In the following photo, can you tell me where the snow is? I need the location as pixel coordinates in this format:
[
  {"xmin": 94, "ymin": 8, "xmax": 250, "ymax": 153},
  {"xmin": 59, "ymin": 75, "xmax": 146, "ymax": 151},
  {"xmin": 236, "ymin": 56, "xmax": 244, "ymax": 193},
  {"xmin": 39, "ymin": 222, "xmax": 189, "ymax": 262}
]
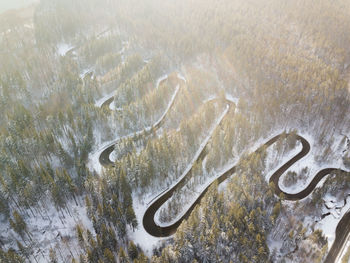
[
  {"xmin": 177, "ymin": 72, "xmax": 187, "ymax": 83},
  {"xmin": 109, "ymin": 84, "xmax": 180, "ymax": 161},
  {"xmin": 88, "ymin": 126, "xmax": 152, "ymax": 174},
  {"xmin": 89, "ymin": 85, "xmax": 180, "ymax": 173},
  {"xmin": 272, "ymin": 132, "xmax": 347, "ymax": 194},
  {"xmin": 316, "ymin": 195, "xmax": 350, "ymax": 251},
  {"xmin": 128, "ymin": 196, "xmax": 171, "ymax": 257},
  {"xmin": 109, "ymin": 103, "xmax": 122, "ymax": 111},
  {"xmin": 57, "ymin": 43, "xmax": 74, "ymax": 56},
  {"xmin": 152, "ymin": 85, "xmax": 180, "ymax": 128},
  {"xmin": 151, "ymin": 105, "xmax": 230, "ymax": 226},
  {"xmin": 88, "ymin": 59, "xmax": 349, "ymax": 257},
  {"xmin": 244, "ymin": 130, "xmax": 330, "ymax": 194},
  {"xmin": 79, "ymin": 68, "xmax": 93, "ymax": 79},
  {"xmin": 24, "ymin": 23, "xmax": 34, "ymax": 29},
  {"xmin": 154, "ymin": 148, "xmax": 240, "ymax": 226},
  {"xmin": 94, "ymin": 91, "xmax": 115, "ymax": 108},
  {"xmin": 95, "ymin": 72, "xmax": 170, "ymax": 109},
  {"xmin": 152, "ymin": 128, "xmax": 315, "ymax": 228},
  {"xmin": 128, "ymin": 104, "xmax": 230, "ymax": 255},
  {"xmin": 118, "ymin": 41, "xmax": 128, "ymax": 62},
  {"xmin": 155, "ymin": 159, "xmax": 237, "ymax": 227},
  {"xmin": 96, "ymin": 28, "xmax": 112, "ymax": 39},
  {"xmin": 225, "ymin": 93, "xmax": 239, "ymax": 105},
  {"xmin": 264, "ymin": 140, "xmax": 303, "ymax": 183},
  {"xmin": 119, "ymin": 42, "xmax": 128, "ymax": 55},
  {"xmin": 88, "ymin": 137, "xmax": 119, "ymax": 174},
  {"xmin": 323, "ymin": 194, "xmax": 338, "ymax": 209},
  {"xmin": 203, "ymin": 95, "xmax": 218, "ymax": 103},
  {"xmin": 0, "ymin": 198, "xmax": 94, "ymax": 263},
  {"xmin": 156, "ymin": 74, "xmax": 168, "ymax": 89},
  {"xmin": 263, "ymin": 130, "xmax": 350, "ymax": 257}
]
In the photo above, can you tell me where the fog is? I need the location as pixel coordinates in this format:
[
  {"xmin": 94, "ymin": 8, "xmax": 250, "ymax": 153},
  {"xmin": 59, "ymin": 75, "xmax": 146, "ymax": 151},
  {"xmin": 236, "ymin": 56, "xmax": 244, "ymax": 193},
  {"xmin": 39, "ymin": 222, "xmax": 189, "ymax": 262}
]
[
  {"xmin": 0, "ymin": 0, "xmax": 37, "ymax": 14},
  {"xmin": 0, "ymin": 1, "xmax": 350, "ymax": 262}
]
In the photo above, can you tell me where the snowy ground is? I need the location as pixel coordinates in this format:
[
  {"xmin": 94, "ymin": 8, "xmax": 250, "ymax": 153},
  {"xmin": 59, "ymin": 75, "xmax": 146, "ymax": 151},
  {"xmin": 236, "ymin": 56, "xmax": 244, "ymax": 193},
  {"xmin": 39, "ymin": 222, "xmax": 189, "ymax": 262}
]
[
  {"xmin": 225, "ymin": 93, "xmax": 239, "ymax": 105},
  {"xmin": 318, "ymin": 195, "xmax": 350, "ymax": 248},
  {"xmin": 263, "ymin": 130, "xmax": 350, "ymax": 259},
  {"xmin": 94, "ymin": 90, "xmax": 115, "ymax": 108},
  {"xmin": 147, "ymin": 128, "xmax": 302, "ymax": 242},
  {"xmin": 79, "ymin": 68, "xmax": 93, "ymax": 79},
  {"xmin": 156, "ymin": 74, "xmax": 168, "ymax": 89},
  {"xmin": 88, "ymin": 60, "xmax": 350, "ymax": 260},
  {"xmin": 278, "ymin": 132, "xmax": 348, "ymax": 251},
  {"xmin": 57, "ymin": 43, "xmax": 74, "ymax": 56},
  {"xmin": 155, "ymin": 158, "xmax": 238, "ymax": 227},
  {"xmin": 145, "ymin": 95, "xmax": 238, "ymax": 228},
  {"xmin": 129, "ymin": 105, "xmax": 230, "ymax": 253},
  {"xmin": 24, "ymin": 23, "xmax": 34, "ymax": 29},
  {"xmin": 140, "ymin": 126, "xmax": 349, "ymax": 258},
  {"xmin": 94, "ymin": 72, "xmax": 172, "ymax": 109},
  {"xmin": 128, "ymin": 196, "xmax": 171, "ymax": 257},
  {"xmin": 152, "ymin": 105, "xmax": 230, "ymax": 227},
  {"xmin": 177, "ymin": 72, "xmax": 187, "ymax": 83},
  {"xmin": 264, "ymin": 139, "xmax": 303, "ymax": 185},
  {"xmin": 279, "ymin": 133, "xmax": 345, "ymax": 194},
  {"xmin": 0, "ymin": 197, "xmax": 94, "ymax": 263},
  {"xmin": 89, "ymin": 84, "xmax": 180, "ymax": 174}
]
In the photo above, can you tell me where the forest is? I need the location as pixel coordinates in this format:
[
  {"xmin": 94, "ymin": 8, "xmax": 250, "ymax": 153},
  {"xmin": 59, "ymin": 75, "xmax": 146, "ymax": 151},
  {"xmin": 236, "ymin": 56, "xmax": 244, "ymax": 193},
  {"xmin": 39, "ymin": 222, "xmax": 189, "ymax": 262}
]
[{"xmin": 0, "ymin": 0, "xmax": 350, "ymax": 262}]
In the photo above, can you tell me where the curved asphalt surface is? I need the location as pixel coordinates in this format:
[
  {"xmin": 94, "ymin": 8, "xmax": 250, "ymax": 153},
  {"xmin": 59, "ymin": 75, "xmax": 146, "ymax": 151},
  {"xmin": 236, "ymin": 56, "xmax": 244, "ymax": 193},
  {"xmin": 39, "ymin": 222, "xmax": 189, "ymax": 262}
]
[
  {"xmin": 142, "ymin": 134, "xmax": 349, "ymax": 262},
  {"xmin": 97, "ymin": 77, "xmax": 349, "ymax": 263},
  {"xmin": 99, "ymin": 76, "xmax": 176, "ymax": 167}
]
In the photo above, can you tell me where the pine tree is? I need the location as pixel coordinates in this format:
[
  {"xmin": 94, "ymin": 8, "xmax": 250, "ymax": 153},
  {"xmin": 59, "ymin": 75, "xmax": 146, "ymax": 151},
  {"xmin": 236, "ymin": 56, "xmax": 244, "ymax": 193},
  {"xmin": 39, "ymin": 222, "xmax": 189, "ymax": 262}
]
[
  {"xmin": 9, "ymin": 211, "xmax": 27, "ymax": 239},
  {"xmin": 128, "ymin": 241, "xmax": 138, "ymax": 260},
  {"xmin": 118, "ymin": 247, "xmax": 128, "ymax": 263},
  {"xmin": 103, "ymin": 248, "xmax": 115, "ymax": 263},
  {"xmin": 49, "ymin": 249, "xmax": 58, "ymax": 263},
  {"xmin": 76, "ymin": 224, "xmax": 85, "ymax": 247}
]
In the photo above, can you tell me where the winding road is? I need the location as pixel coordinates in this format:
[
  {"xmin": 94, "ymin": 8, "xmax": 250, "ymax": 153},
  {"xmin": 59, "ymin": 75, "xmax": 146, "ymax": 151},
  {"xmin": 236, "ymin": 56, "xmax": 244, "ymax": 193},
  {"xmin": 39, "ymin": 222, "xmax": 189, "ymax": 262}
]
[
  {"xmin": 96, "ymin": 74, "xmax": 350, "ymax": 263},
  {"xmin": 98, "ymin": 76, "xmax": 177, "ymax": 167}
]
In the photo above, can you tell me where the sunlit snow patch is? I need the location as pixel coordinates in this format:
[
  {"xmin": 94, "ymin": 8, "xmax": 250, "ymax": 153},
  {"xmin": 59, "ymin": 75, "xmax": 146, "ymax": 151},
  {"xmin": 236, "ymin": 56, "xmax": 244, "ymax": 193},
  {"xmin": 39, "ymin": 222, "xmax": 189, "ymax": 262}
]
[{"xmin": 57, "ymin": 43, "xmax": 74, "ymax": 56}]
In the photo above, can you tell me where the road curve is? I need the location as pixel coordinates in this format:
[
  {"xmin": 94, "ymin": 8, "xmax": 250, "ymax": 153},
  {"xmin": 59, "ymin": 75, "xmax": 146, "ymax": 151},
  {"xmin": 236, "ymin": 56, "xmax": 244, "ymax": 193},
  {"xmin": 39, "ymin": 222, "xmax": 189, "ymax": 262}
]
[
  {"xmin": 98, "ymin": 76, "xmax": 181, "ymax": 167},
  {"xmin": 267, "ymin": 135, "xmax": 349, "ymax": 263},
  {"xmin": 141, "ymin": 133, "xmax": 349, "ymax": 263},
  {"xmin": 96, "ymin": 76, "xmax": 349, "ymax": 262},
  {"xmin": 142, "ymin": 101, "xmax": 235, "ymax": 237},
  {"xmin": 101, "ymin": 96, "xmax": 114, "ymax": 109},
  {"xmin": 141, "ymin": 134, "xmax": 300, "ymax": 237}
]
